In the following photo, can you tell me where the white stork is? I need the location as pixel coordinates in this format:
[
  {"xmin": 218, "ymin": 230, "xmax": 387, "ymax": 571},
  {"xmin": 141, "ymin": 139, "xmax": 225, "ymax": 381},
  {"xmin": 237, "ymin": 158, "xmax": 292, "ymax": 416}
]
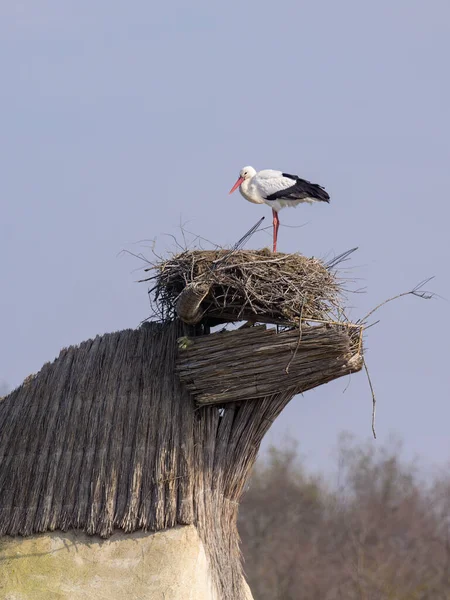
[{"xmin": 229, "ymin": 166, "xmax": 330, "ymax": 252}]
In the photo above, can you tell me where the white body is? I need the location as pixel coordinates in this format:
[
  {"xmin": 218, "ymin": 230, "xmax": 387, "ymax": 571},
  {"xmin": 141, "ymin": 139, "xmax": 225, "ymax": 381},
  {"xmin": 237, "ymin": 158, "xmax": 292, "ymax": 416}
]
[{"xmin": 239, "ymin": 168, "xmax": 318, "ymax": 213}]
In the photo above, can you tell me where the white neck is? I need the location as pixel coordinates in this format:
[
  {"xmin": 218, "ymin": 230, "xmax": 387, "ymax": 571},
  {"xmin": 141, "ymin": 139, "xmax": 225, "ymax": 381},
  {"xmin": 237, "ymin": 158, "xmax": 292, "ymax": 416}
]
[{"xmin": 240, "ymin": 178, "xmax": 265, "ymax": 205}]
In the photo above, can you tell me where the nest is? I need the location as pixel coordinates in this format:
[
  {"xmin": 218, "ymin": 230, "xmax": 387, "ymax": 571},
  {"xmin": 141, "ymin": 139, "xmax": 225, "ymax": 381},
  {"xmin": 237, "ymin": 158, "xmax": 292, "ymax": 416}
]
[{"xmin": 142, "ymin": 249, "xmax": 346, "ymax": 326}]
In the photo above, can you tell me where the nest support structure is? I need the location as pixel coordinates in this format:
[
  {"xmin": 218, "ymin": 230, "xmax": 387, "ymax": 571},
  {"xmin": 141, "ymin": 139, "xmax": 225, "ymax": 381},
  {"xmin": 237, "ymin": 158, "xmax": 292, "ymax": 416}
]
[
  {"xmin": 146, "ymin": 248, "xmax": 364, "ymax": 406},
  {"xmin": 0, "ymin": 249, "xmax": 364, "ymax": 600},
  {"xmin": 0, "ymin": 323, "xmax": 300, "ymax": 600}
]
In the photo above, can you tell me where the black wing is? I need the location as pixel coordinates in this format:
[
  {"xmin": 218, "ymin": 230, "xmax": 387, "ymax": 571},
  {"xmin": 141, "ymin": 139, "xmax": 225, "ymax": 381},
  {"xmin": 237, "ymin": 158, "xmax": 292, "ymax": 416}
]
[{"xmin": 265, "ymin": 173, "xmax": 330, "ymax": 203}]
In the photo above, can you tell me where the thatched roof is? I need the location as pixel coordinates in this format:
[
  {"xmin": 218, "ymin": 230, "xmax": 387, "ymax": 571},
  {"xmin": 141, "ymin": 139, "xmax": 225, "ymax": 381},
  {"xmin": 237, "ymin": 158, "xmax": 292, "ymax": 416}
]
[
  {"xmin": 0, "ymin": 247, "xmax": 365, "ymax": 599},
  {"xmin": 0, "ymin": 321, "xmax": 298, "ymax": 600},
  {"xmin": 177, "ymin": 323, "xmax": 362, "ymax": 405}
]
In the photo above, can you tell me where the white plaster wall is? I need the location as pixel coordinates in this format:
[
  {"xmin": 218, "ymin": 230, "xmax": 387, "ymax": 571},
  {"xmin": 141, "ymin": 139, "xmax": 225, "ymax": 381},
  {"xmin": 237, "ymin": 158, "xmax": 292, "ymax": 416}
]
[{"xmin": 0, "ymin": 525, "xmax": 242, "ymax": 600}]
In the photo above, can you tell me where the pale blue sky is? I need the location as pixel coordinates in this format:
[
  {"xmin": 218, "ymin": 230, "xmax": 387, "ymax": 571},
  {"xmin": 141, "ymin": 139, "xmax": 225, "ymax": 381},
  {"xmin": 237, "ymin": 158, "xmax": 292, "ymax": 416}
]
[{"xmin": 1, "ymin": 1, "xmax": 449, "ymax": 474}]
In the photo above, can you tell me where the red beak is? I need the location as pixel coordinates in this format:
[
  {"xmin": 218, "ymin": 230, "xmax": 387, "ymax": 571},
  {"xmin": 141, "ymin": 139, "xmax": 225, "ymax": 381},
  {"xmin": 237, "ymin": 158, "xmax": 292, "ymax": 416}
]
[{"xmin": 229, "ymin": 176, "xmax": 244, "ymax": 194}]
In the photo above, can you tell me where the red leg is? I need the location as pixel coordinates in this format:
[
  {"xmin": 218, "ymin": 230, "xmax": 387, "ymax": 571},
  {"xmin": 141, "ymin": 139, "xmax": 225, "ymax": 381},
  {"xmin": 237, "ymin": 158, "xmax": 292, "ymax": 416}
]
[{"xmin": 272, "ymin": 209, "xmax": 280, "ymax": 253}]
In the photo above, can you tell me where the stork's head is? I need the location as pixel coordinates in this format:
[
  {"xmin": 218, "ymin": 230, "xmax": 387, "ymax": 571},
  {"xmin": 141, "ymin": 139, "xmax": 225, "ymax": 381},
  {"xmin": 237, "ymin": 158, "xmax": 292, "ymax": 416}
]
[{"xmin": 229, "ymin": 166, "xmax": 256, "ymax": 194}]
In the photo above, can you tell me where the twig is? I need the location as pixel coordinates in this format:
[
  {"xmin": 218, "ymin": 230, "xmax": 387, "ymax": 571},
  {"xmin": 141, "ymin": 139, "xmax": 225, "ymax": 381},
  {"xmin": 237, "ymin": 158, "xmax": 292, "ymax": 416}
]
[
  {"xmin": 363, "ymin": 358, "xmax": 377, "ymax": 439},
  {"xmin": 300, "ymin": 317, "xmax": 360, "ymax": 328},
  {"xmin": 118, "ymin": 249, "xmax": 151, "ymax": 264},
  {"xmin": 362, "ymin": 277, "xmax": 435, "ymax": 323},
  {"xmin": 211, "ymin": 216, "xmax": 265, "ymax": 270},
  {"xmin": 357, "ymin": 325, "xmax": 364, "ymax": 357},
  {"xmin": 363, "ymin": 319, "xmax": 380, "ymax": 331},
  {"xmin": 279, "ymin": 222, "xmax": 310, "ymax": 229},
  {"xmin": 176, "ymin": 225, "xmax": 222, "ymax": 249},
  {"xmin": 161, "ymin": 232, "xmax": 186, "ymax": 252},
  {"xmin": 326, "ymin": 248, "xmax": 359, "ymax": 270},
  {"xmin": 178, "ymin": 217, "xmax": 190, "ymax": 249},
  {"xmin": 285, "ymin": 302, "xmax": 304, "ymax": 374},
  {"xmin": 342, "ymin": 374, "xmax": 352, "ymax": 394}
]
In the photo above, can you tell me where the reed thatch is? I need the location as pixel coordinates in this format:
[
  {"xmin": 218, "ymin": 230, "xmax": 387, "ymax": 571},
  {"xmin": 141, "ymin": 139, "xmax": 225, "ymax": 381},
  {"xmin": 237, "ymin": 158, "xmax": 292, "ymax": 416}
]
[
  {"xmin": 177, "ymin": 323, "xmax": 362, "ymax": 405},
  {"xmin": 141, "ymin": 249, "xmax": 343, "ymax": 326},
  {"xmin": 0, "ymin": 322, "xmax": 299, "ymax": 600}
]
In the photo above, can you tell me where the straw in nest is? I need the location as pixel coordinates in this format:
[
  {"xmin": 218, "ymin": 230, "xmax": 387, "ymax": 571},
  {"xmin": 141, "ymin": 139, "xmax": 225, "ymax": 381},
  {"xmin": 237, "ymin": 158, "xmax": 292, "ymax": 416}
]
[{"xmin": 141, "ymin": 249, "xmax": 345, "ymax": 326}]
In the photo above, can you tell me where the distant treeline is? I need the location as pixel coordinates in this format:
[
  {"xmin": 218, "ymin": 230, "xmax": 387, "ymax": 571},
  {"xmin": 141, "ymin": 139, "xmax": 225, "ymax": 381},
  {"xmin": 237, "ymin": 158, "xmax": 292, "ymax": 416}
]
[{"xmin": 239, "ymin": 435, "xmax": 450, "ymax": 600}]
